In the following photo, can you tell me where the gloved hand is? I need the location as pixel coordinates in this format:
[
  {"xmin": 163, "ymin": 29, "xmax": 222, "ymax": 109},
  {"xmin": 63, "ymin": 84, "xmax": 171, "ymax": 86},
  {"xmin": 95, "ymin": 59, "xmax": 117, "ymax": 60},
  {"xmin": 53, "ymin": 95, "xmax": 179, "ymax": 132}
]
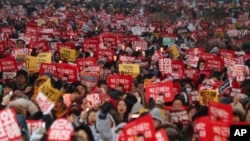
[
  {"xmin": 1, "ymin": 94, "xmax": 11, "ymax": 106},
  {"xmin": 101, "ymin": 101, "xmax": 113, "ymax": 114}
]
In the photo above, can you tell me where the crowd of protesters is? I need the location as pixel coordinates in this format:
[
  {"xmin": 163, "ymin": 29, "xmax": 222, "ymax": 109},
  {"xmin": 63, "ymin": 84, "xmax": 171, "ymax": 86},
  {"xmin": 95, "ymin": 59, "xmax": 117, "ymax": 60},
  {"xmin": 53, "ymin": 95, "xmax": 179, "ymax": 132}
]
[{"xmin": 0, "ymin": 0, "xmax": 250, "ymax": 141}]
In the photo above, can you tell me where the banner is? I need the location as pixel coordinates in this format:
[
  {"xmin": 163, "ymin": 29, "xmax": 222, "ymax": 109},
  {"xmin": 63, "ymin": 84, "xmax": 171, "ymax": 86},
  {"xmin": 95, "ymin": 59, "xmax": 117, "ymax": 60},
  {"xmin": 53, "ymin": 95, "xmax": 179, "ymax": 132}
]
[
  {"xmin": 119, "ymin": 64, "xmax": 140, "ymax": 78},
  {"xmin": 123, "ymin": 114, "xmax": 156, "ymax": 141},
  {"xmin": 208, "ymin": 101, "xmax": 232, "ymax": 123},
  {"xmin": 199, "ymin": 90, "xmax": 218, "ymax": 106},
  {"xmin": 59, "ymin": 48, "xmax": 76, "ymax": 62},
  {"xmin": 0, "ymin": 109, "xmax": 22, "ymax": 141},
  {"xmin": 47, "ymin": 118, "xmax": 74, "ymax": 141},
  {"xmin": 205, "ymin": 58, "xmax": 224, "ymax": 71},
  {"xmin": 107, "ymin": 75, "xmax": 133, "ymax": 92},
  {"xmin": 145, "ymin": 81, "xmax": 174, "ymax": 102},
  {"xmin": 132, "ymin": 40, "xmax": 148, "ymax": 51}
]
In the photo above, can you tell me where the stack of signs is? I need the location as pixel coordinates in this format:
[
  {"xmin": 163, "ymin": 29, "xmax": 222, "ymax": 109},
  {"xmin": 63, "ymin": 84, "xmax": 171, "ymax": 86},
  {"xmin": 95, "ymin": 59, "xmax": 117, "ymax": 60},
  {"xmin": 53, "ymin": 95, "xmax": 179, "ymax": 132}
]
[
  {"xmin": 35, "ymin": 79, "xmax": 61, "ymax": 114},
  {"xmin": 0, "ymin": 109, "xmax": 22, "ymax": 140},
  {"xmin": 47, "ymin": 118, "xmax": 74, "ymax": 141}
]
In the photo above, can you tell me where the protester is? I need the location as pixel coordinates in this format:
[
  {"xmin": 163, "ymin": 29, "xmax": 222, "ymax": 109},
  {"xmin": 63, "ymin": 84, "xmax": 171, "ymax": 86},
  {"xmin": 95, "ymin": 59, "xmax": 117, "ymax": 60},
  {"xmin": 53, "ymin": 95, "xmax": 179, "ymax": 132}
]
[{"xmin": 0, "ymin": 0, "xmax": 250, "ymax": 141}]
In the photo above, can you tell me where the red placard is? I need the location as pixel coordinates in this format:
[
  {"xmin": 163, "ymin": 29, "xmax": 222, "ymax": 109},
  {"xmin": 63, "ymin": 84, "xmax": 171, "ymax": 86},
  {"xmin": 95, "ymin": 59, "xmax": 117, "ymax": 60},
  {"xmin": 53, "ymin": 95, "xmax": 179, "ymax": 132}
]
[
  {"xmin": 47, "ymin": 118, "xmax": 74, "ymax": 141},
  {"xmin": 0, "ymin": 109, "xmax": 22, "ymax": 141},
  {"xmin": 86, "ymin": 93, "xmax": 101, "ymax": 107},
  {"xmin": 184, "ymin": 68, "xmax": 197, "ymax": 79},
  {"xmin": 82, "ymin": 41, "xmax": 100, "ymax": 52},
  {"xmin": 119, "ymin": 55, "xmax": 136, "ymax": 64},
  {"xmin": 209, "ymin": 121, "xmax": 230, "ymax": 141},
  {"xmin": 208, "ymin": 101, "xmax": 232, "ymax": 123},
  {"xmin": 219, "ymin": 49, "xmax": 235, "ymax": 59},
  {"xmin": 123, "ymin": 114, "xmax": 156, "ymax": 141},
  {"xmin": 186, "ymin": 47, "xmax": 204, "ymax": 58},
  {"xmin": 0, "ymin": 56, "xmax": 18, "ymax": 71},
  {"xmin": 155, "ymin": 129, "xmax": 169, "ymax": 141},
  {"xmin": 57, "ymin": 43, "xmax": 75, "ymax": 50},
  {"xmin": 26, "ymin": 120, "xmax": 45, "ymax": 136},
  {"xmin": 205, "ymin": 58, "xmax": 224, "ymax": 71},
  {"xmin": 0, "ymin": 40, "xmax": 6, "ymax": 53},
  {"xmin": 159, "ymin": 58, "xmax": 172, "ymax": 75},
  {"xmin": 56, "ymin": 64, "xmax": 78, "ymax": 82},
  {"xmin": 29, "ymin": 39, "xmax": 50, "ymax": 53},
  {"xmin": 96, "ymin": 49, "xmax": 115, "ymax": 62},
  {"xmin": 76, "ymin": 57, "xmax": 97, "ymax": 72},
  {"xmin": 102, "ymin": 35, "xmax": 118, "ymax": 48},
  {"xmin": 132, "ymin": 40, "xmax": 148, "ymax": 50},
  {"xmin": 145, "ymin": 81, "xmax": 174, "ymax": 102},
  {"xmin": 0, "ymin": 27, "xmax": 14, "ymax": 35},
  {"xmin": 39, "ymin": 63, "xmax": 78, "ymax": 82},
  {"xmin": 172, "ymin": 60, "xmax": 184, "ymax": 79},
  {"xmin": 201, "ymin": 52, "xmax": 217, "ymax": 61},
  {"xmin": 107, "ymin": 75, "xmax": 133, "ymax": 92},
  {"xmin": 170, "ymin": 110, "xmax": 189, "ymax": 124},
  {"xmin": 119, "ymin": 35, "xmax": 138, "ymax": 43},
  {"xmin": 193, "ymin": 116, "xmax": 210, "ymax": 141},
  {"xmin": 186, "ymin": 55, "xmax": 199, "ymax": 68}
]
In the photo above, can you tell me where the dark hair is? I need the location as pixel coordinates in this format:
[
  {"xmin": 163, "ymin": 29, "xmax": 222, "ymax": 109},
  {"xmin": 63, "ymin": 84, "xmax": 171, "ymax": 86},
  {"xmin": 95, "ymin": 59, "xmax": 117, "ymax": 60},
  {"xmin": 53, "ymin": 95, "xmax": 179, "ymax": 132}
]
[{"xmin": 74, "ymin": 124, "xmax": 95, "ymax": 141}]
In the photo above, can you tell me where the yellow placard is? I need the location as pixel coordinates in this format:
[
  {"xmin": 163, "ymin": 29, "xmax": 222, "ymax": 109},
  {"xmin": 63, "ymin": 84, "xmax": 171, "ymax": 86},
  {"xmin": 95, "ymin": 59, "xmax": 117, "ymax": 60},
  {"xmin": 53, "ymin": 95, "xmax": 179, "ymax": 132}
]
[
  {"xmin": 50, "ymin": 17, "xmax": 58, "ymax": 25},
  {"xmin": 25, "ymin": 56, "xmax": 37, "ymax": 72},
  {"xmin": 38, "ymin": 79, "xmax": 61, "ymax": 103},
  {"xmin": 144, "ymin": 79, "xmax": 152, "ymax": 88},
  {"xmin": 169, "ymin": 44, "xmax": 180, "ymax": 59},
  {"xmin": 37, "ymin": 53, "xmax": 52, "ymax": 68},
  {"xmin": 199, "ymin": 89, "xmax": 218, "ymax": 106},
  {"xmin": 38, "ymin": 19, "xmax": 45, "ymax": 26},
  {"xmin": 119, "ymin": 64, "xmax": 140, "ymax": 77},
  {"xmin": 59, "ymin": 48, "xmax": 76, "ymax": 62}
]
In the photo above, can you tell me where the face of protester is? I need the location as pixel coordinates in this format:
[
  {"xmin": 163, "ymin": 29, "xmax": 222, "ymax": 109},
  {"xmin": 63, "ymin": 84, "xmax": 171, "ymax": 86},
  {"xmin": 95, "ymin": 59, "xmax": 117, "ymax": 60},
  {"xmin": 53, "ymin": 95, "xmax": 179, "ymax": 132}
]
[
  {"xmin": 233, "ymin": 114, "xmax": 241, "ymax": 122},
  {"xmin": 75, "ymin": 130, "xmax": 89, "ymax": 141},
  {"xmin": 117, "ymin": 100, "xmax": 127, "ymax": 116},
  {"xmin": 188, "ymin": 108, "xmax": 197, "ymax": 122},
  {"xmin": 87, "ymin": 111, "xmax": 97, "ymax": 125},
  {"xmin": 3, "ymin": 86, "xmax": 13, "ymax": 95},
  {"xmin": 153, "ymin": 118, "xmax": 161, "ymax": 129},
  {"xmin": 68, "ymin": 113, "xmax": 78, "ymax": 123},
  {"xmin": 71, "ymin": 91, "xmax": 81, "ymax": 101},
  {"xmin": 77, "ymin": 85, "xmax": 87, "ymax": 98},
  {"xmin": 16, "ymin": 75, "xmax": 27, "ymax": 86},
  {"xmin": 54, "ymin": 53, "xmax": 60, "ymax": 61},
  {"xmin": 137, "ymin": 83, "xmax": 144, "ymax": 91},
  {"xmin": 198, "ymin": 62, "xmax": 205, "ymax": 70},
  {"xmin": 136, "ymin": 135, "xmax": 146, "ymax": 141},
  {"xmin": 16, "ymin": 40, "xmax": 25, "ymax": 48},
  {"xmin": 37, "ymin": 79, "xmax": 46, "ymax": 87},
  {"xmin": 54, "ymin": 100, "xmax": 64, "ymax": 112},
  {"xmin": 172, "ymin": 99, "xmax": 184, "ymax": 109},
  {"xmin": 185, "ymin": 83, "xmax": 193, "ymax": 94}
]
